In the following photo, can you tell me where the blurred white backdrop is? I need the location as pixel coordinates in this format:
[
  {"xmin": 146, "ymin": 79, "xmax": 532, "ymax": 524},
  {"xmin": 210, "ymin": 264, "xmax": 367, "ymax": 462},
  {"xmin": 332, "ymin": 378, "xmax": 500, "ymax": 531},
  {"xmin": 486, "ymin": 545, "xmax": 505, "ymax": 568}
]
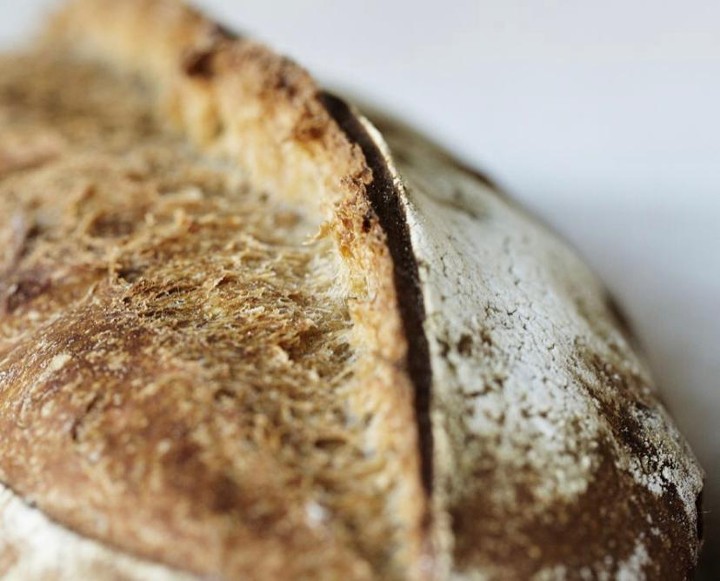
[{"xmin": 2, "ymin": 0, "xmax": 719, "ymax": 574}]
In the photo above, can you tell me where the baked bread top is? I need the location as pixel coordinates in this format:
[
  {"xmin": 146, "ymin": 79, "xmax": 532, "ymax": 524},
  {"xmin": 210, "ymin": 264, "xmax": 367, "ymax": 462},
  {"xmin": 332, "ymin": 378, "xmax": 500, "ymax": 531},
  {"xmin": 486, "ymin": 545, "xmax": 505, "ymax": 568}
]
[{"xmin": 0, "ymin": 0, "xmax": 703, "ymax": 579}]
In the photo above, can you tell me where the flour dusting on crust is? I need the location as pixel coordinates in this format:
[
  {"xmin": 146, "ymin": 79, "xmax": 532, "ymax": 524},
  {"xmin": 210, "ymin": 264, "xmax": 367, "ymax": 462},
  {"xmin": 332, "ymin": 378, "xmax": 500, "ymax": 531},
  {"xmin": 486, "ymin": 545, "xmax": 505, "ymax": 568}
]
[{"xmin": 370, "ymin": 116, "xmax": 703, "ymax": 578}]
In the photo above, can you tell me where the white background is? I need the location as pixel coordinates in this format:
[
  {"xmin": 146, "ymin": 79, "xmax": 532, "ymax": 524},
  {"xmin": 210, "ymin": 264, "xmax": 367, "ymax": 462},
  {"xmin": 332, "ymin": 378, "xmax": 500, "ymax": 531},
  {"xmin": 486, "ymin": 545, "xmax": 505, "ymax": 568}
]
[{"xmin": 2, "ymin": 0, "xmax": 719, "ymax": 574}]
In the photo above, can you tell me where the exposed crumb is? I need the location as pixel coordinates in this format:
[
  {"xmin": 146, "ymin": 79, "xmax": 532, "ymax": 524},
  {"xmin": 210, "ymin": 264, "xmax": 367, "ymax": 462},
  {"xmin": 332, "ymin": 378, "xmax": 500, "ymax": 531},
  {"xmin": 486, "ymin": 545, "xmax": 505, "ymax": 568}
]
[{"xmin": 0, "ymin": 52, "xmax": 412, "ymax": 579}]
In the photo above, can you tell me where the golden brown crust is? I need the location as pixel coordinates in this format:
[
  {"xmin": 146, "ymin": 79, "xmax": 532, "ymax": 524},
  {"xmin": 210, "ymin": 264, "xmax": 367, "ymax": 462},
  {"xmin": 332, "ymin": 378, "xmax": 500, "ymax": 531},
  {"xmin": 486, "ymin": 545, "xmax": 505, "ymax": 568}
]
[{"xmin": 0, "ymin": 0, "xmax": 430, "ymax": 577}]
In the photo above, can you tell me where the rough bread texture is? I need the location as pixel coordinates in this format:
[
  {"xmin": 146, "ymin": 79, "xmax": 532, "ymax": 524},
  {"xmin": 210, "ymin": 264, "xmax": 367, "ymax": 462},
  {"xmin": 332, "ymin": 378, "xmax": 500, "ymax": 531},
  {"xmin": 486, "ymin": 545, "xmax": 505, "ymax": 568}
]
[
  {"xmin": 0, "ymin": 0, "xmax": 704, "ymax": 579},
  {"xmin": 0, "ymin": 43, "xmax": 422, "ymax": 581}
]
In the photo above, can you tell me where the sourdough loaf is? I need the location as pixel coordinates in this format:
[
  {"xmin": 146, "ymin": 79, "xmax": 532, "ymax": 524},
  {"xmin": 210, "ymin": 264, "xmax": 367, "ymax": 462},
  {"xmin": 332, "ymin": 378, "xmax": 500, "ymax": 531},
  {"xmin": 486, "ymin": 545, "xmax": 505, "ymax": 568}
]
[{"xmin": 0, "ymin": 0, "xmax": 703, "ymax": 579}]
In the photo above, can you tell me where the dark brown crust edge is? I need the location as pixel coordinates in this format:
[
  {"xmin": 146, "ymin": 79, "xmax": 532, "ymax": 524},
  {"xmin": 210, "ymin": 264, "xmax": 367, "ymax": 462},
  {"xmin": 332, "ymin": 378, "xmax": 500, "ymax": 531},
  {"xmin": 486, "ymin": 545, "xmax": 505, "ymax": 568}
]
[{"xmin": 318, "ymin": 92, "xmax": 434, "ymax": 498}]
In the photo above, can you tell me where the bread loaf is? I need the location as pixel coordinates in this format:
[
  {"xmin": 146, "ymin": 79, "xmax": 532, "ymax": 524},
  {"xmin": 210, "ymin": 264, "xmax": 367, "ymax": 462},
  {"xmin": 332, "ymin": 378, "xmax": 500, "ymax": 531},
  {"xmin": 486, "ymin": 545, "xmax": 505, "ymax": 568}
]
[{"xmin": 0, "ymin": 1, "xmax": 703, "ymax": 579}]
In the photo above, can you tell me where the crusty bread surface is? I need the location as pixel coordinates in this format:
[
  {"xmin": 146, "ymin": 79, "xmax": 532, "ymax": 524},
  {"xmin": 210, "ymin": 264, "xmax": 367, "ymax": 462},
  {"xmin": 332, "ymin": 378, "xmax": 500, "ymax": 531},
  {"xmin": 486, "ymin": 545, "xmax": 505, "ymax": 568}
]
[
  {"xmin": 0, "ymin": 17, "xmax": 425, "ymax": 581},
  {"xmin": 0, "ymin": 0, "xmax": 704, "ymax": 579}
]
